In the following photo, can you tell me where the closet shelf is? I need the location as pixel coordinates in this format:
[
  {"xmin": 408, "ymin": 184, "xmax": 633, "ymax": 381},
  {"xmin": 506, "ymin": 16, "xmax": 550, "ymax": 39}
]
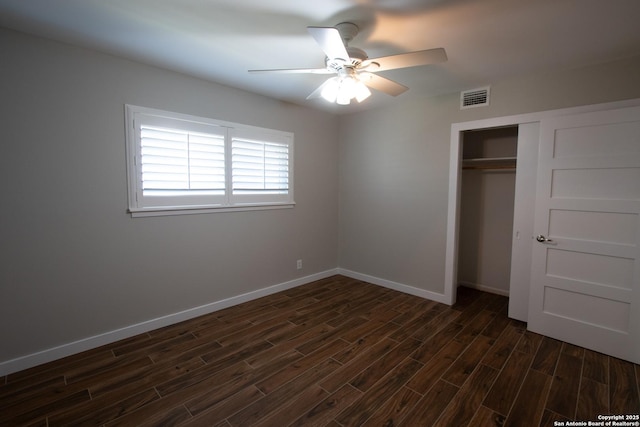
[{"xmin": 462, "ymin": 156, "xmax": 517, "ymax": 170}]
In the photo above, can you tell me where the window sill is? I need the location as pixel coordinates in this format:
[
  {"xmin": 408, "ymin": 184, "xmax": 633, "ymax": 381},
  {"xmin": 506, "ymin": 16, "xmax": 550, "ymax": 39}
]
[{"xmin": 129, "ymin": 203, "xmax": 295, "ymax": 218}]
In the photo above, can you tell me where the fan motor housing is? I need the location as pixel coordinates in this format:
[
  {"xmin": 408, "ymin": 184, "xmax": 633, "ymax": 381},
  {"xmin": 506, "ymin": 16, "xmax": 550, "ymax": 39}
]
[
  {"xmin": 347, "ymin": 47, "xmax": 368, "ymax": 63},
  {"xmin": 335, "ymin": 22, "xmax": 359, "ymax": 43},
  {"xmin": 326, "ymin": 46, "xmax": 368, "ymax": 71}
]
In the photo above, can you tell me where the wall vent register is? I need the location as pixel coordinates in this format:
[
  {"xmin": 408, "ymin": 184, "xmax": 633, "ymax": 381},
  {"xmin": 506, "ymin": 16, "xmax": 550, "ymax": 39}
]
[{"xmin": 461, "ymin": 86, "xmax": 490, "ymax": 109}]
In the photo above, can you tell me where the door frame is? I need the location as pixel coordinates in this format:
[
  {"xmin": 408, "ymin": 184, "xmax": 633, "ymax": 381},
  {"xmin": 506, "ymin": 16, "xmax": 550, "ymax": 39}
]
[{"xmin": 443, "ymin": 98, "xmax": 640, "ymax": 306}]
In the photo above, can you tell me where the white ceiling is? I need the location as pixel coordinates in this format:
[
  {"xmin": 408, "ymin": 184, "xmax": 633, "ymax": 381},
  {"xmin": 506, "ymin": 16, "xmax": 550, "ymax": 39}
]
[{"xmin": 2, "ymin": 0, "xmax": 640, "ymax": 114}]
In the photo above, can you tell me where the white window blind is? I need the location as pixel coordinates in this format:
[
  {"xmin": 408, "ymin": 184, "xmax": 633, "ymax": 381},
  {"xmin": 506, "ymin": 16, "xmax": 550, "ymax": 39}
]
[
  {"xmin": 232, "ymin": 137, "xmax": 289, "ymax": 195},
  {"xmin": 125, "ymin": 105, "xmax": 294, "ymax": 216},
  {"xmin": 140, "ymin": 125, "xmax": 226, "ymax": 197}
]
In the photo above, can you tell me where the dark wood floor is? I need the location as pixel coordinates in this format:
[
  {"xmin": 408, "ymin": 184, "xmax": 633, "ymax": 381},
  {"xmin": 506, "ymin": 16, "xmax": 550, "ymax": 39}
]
[{"xmin": 1, "ymin": 275, "xmax": 639, "ymax": 426}]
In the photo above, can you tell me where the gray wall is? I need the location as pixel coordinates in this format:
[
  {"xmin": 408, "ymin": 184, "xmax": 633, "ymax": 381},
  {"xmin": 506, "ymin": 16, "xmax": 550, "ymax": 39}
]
[
  {"xmin": 338, "ymin": 54, "xmax": 640, "ymax": 294},
  {"xmin": 0, "ymin": 28, "xmax": 339, "ymax": 364}
]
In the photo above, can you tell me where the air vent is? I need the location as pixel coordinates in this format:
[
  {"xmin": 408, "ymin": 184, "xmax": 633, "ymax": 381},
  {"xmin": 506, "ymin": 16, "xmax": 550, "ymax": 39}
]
[{"xmin": 461, "ymin": 86, "xmax": 490, "ymax": 109}]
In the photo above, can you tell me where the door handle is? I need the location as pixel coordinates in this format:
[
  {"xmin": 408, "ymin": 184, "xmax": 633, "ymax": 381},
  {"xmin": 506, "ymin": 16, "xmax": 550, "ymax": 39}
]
[{"xmin": 535, "ymin": 235, "xmax": 555, "ymax": 244}]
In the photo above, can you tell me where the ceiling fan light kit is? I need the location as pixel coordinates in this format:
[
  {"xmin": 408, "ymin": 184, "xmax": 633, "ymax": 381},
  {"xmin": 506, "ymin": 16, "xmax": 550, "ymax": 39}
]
[
  {"xmin": 321, "ymin": 72, "xmax": 371, "ymax": 105},
  {"xmin": 249, "ymin": 22, "xmax": 447, "ymax": 106}
]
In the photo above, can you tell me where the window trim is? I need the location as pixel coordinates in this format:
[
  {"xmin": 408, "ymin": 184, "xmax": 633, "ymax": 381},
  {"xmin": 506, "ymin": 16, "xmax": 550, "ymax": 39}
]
[{"xmin": 125, "ymin": 105, "xmax": 294, "ymax": 217}]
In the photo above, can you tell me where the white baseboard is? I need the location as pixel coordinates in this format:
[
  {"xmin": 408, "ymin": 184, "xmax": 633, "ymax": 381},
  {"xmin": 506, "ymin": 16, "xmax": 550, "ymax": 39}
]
[
  {"xmin": 458, "ymin": 281, "xmax": 510, "ymax": 297},
  {"xmin": 0, "ymin": 269, "xmax": 339, "ymax": 376},
  {"xmin": 1, "ymin": 268, "xmax": 453, "ymax": 376},
  {"xmin": 338, "ymin": 268, "xmax": 450, "ymax": 305}
]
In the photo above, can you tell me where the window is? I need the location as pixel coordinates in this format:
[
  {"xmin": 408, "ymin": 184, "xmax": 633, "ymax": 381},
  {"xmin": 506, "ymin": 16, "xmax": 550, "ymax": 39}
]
[{"xmin": 125, "ymin": 105, "xmax": 294, "ymax": 216}]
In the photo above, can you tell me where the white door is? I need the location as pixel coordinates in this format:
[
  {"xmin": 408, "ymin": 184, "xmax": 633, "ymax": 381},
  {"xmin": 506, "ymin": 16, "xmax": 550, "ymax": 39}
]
[
  {"xmin": 528, "ymin": 105, "xmax": 640, "ymax": 364},
  {"xmin": 508, "ymin": 122, "xmax": 539, "ymax": 322}
]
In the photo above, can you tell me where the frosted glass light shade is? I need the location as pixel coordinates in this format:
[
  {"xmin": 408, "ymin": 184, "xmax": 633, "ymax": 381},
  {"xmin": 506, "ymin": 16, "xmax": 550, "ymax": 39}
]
[
  {"xmin": 354, "ymin": 81, "xmax": 371, "ymax": 102},
  {"xmin": 320, "ymin": 77, "xmax": 340, "ymax": 103},
  {"xmin": 320, "ymin": 75, "xmax": 371, "ymax": 105}
]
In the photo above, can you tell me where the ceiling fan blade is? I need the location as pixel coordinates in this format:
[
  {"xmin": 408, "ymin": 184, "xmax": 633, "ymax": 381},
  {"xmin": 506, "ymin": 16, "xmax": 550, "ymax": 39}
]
[
  {"xmin": 248, "ymin": 67, "xmax": 332, "ymax": 74},
  {"xmin": 360, "ymin": 72, "xmax": 408, "ymax": 96},
  {"xmin": 307, "ymin": 26, "xmax": 349, "ymax": 61},
  {"xmin": 368, "ymin": 48, "xmax": 447, "ymax": 72}
]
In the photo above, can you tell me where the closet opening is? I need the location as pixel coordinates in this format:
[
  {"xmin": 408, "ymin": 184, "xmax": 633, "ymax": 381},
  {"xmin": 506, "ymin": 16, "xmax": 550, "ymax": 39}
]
[{"xmin": 457, "ymin": 126, "xmax": 519, "ymax": 297}]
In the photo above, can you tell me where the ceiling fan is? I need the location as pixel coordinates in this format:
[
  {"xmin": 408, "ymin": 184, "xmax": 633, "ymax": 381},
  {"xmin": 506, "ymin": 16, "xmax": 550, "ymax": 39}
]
[{"xmin": 249, "ymin": 22, "xmax": 447, "ymax": 105}]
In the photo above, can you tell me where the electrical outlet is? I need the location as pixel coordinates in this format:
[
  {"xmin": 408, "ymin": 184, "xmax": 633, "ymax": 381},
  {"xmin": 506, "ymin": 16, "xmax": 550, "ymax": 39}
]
[{"xmin": 296, "ymin": 259, "xmax": 302, "ymax": 270}]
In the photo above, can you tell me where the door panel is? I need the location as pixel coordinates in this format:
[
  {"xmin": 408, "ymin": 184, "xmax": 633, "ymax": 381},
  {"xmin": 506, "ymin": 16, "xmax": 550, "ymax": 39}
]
[
  {"xmin": 548, "ymin": 210, "xmax": 637, "ymax": 245},
  {"xmin": 546, "ymin": 248, "xmax": 634, "ymax": 289},
  {"xmin": 551, "ymin": 167, "xmax": 640, "ymax": 199},
  {"xmin": 542, "ymin": 287, "xmax": 629, "ymax": 333},
  {"xmin": 553, "ymin": 121, "xmax": 640, "ymax": 158},
  {"xmin": 528, "ymin": 106, "xmax": 640, "ymax": 364}
]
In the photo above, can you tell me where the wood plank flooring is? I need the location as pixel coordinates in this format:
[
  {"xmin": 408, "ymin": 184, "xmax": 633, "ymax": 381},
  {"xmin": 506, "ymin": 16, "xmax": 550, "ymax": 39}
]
[{"xmin": 1, "ymin": 275, "xmax": 639, "ymax": 426}]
